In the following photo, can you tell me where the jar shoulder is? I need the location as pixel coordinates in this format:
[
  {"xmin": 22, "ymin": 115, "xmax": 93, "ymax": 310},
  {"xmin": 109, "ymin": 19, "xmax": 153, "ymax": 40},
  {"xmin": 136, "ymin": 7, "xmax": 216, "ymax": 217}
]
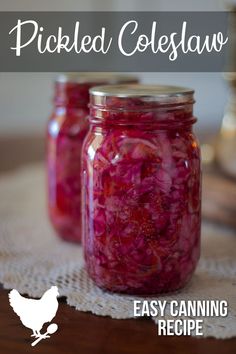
[{"xmin": 48, "ymin": 109, "xmax": 89, "ymax": 138}]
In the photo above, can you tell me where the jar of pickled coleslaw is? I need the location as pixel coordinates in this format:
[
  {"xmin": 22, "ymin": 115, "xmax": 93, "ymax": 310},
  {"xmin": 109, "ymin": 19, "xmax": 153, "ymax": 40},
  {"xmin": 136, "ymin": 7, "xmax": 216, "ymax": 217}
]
[
  {"xmin": 82, "ymin": 85, "xmax": 201, "ymax": 294},
  {"xmin": 47, "ymin": 74, "xmax": 138, "ymax": 243}
]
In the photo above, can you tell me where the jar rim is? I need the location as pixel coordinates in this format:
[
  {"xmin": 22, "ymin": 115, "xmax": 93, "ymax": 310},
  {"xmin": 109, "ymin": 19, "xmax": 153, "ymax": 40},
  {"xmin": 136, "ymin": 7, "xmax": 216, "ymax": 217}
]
[
  {"xmin": 90, "ymin": 84, "xmax": 194, "ymax": 104},
  {"xmin": 56, "ymin": 73, "xmax": 138, "ymax": 85}
]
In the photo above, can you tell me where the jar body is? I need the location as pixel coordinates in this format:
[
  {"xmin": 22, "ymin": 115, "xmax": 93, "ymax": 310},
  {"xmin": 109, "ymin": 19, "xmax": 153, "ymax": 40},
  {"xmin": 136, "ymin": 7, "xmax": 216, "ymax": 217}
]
[
  {"xmin": 47, "ymin": 77, "xmax": 138, "ymax": 243},
  {"xmin": 82, "ymin": 116, "xmax": 201, "ymax": 294},
  {"xmin": 47, "ymin": 106, "xmax": 89, "ymax": 242}
]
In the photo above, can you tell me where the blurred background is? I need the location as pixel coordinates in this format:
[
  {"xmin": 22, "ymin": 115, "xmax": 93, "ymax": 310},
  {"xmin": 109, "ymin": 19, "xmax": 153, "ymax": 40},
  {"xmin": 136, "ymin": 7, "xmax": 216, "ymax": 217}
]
[{"xmin": 0, "ymin": 0, "xmax": 230, "ymax": 136}]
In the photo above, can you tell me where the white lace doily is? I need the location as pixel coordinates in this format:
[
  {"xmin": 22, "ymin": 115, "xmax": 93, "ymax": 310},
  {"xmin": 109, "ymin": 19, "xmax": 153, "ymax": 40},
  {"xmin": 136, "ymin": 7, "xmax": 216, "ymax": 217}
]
[{"xmin": 0, "ymin": 164, "xmax": 236, "ymax": 338}]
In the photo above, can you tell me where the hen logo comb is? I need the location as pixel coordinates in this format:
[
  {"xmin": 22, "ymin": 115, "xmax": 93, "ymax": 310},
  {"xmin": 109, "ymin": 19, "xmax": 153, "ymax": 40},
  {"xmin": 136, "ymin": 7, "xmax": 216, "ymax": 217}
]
[{"xmin": 8, "ymin": 286, "xmax": 59, "ymax": 346}]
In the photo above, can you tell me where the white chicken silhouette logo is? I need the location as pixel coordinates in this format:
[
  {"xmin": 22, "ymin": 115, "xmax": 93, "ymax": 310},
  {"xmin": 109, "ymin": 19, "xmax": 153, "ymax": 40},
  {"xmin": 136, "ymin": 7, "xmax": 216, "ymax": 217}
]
[{"xmin": 8, "ymin": 286, "xmax": 59, "ymax": 346}]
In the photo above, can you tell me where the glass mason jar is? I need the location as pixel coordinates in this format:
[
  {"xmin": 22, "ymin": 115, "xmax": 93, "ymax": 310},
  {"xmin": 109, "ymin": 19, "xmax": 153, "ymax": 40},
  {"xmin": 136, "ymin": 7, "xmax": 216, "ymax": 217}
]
[
  {"xmin": 47, "ymin": 74, "xmax": 138, "ymax": 243},
  {"xmin": 82, "ymin": 85, "xmax": 201, "ymax": 294}
]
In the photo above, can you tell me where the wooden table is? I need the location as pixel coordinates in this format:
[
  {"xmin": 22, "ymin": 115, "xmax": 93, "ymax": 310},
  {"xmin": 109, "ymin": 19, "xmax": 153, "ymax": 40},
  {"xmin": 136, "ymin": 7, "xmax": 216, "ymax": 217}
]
[{"xmin": 0, "ymin": 135, "xmax": 236, "ymax": 354}]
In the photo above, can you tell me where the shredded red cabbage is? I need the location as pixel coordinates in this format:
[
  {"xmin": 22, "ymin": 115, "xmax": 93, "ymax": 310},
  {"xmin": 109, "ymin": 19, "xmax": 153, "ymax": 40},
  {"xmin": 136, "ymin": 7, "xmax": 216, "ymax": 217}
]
[
  {"xmin": 47, "ymin": 107, "xmax": 89, "ymax": 242},
  {"xmin": 82, "ymin": 104, "xmax": 201, "ymax": 294}
]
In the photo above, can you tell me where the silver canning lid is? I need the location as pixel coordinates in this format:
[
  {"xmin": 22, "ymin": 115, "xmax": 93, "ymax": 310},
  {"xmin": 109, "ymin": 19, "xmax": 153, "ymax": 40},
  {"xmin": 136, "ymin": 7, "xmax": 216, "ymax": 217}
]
[
  {"xmin": 90, "ymin": 84, "xmax": 194, "ymax": 104},
  {"xmin": 56, "ymin": 73, "xmax": 138, "ymax": 84}
]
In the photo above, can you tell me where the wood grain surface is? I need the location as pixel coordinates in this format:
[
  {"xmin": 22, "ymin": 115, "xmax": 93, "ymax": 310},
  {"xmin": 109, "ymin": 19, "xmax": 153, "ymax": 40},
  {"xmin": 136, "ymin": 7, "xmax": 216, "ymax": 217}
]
[
  {"xmin": 0, "ymin": 289, "xmax": 236, "ymax": 354},
  {"xmin": 0, "ymin": 135, "xmax": 236, "ymax": 354}
]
